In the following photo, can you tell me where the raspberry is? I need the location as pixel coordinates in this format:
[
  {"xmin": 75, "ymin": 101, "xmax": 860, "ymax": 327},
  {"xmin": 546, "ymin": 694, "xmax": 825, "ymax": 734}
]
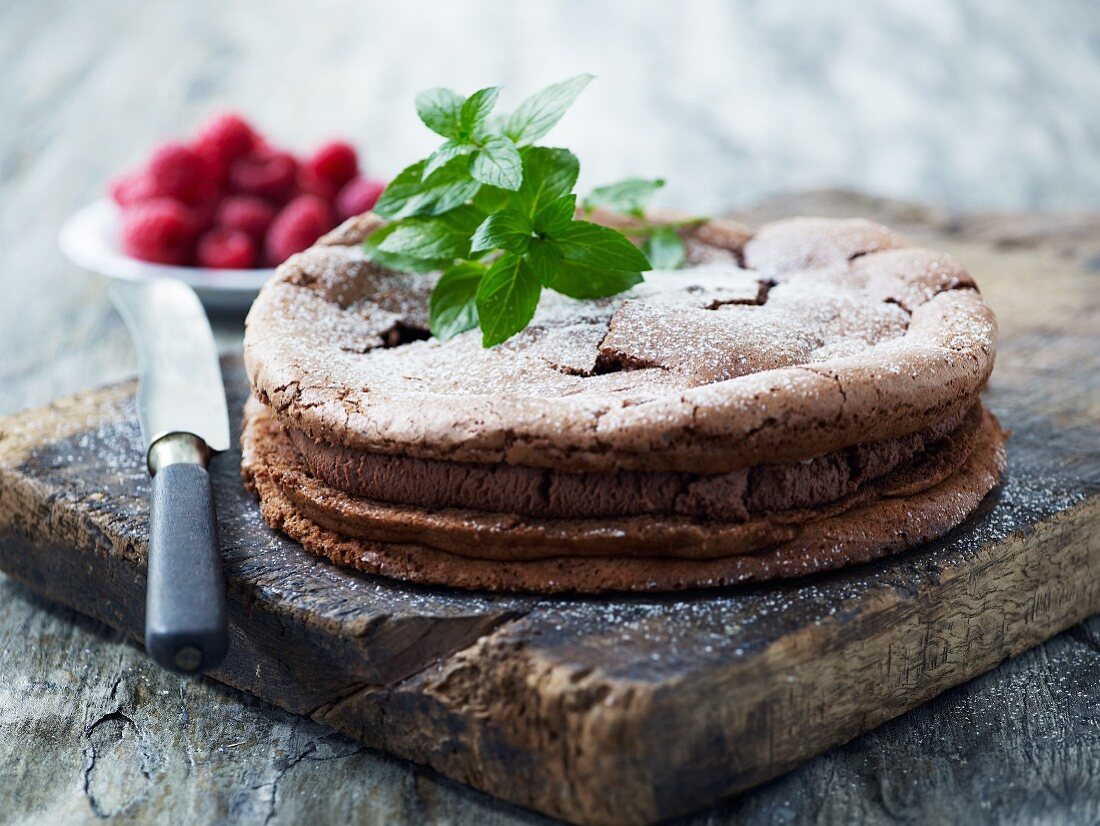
[
  {"xmin": 194, "ymin": 113, "xmax": 256, "ymax": 165},
  {"xmin": 148, "ymin": 142, "xmax": 206, "ymax": 204},
  {"xmin": 336, "ymin": 177, "xmax": 385, "ymax": 220},
  {"xmin": 119, "ymin": 198, "xmax": 197, "ymax": 265},
  {"xmin": 307, "ymin": 141, "xmax": 358, "ymax": 188},
  {"xmin": 197, "ymin": 227, "xmax": 256, "ymax": 269},
  {"xmin": 296, "ymin": 165, "xmax": 340, "ymax": 202},
  {"xmin": 106, "ymin": 115, "xmax": 365, "ymax": 271},
  {"xmin": 109, "ymin": 171, "xmax": 159, "ymax": 207},
  {"xmin": 195, "ymin": 141, "xmax": 230, "ymax": 188},
  {"xmin": 264, "ymin": 195, "xmax": 333, "ymax": 265},
  {"xmin": 187, "ymin": 193, "xmax": 221, "ymax": 235},
  {"xmin": 229, "ymin": 150, "xmax": 298, "ymax": 202},
  {"xmin": 215, "ymin": 195, "xmax": 276, "ymax": 242}
]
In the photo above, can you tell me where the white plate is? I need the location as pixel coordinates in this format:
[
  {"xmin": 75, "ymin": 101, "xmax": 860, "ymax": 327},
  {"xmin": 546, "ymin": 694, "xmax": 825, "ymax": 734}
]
[{"xmin": 60, "ymin": 199, "xmax": 274, "ymax": 312}]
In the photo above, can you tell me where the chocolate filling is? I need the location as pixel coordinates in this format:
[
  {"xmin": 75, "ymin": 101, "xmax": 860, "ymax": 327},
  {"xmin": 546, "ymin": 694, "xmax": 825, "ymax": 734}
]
[
  {"xmin": 288, "ymin": 404, "xmax": 977, "ymax": 522},
  {"xmin": 245, "ymin": 408, "xmax": 1006, "ymax": 592},
  {"xmin": 245, "ymin": 399, "xmax": 1001, "ymax": 566}
]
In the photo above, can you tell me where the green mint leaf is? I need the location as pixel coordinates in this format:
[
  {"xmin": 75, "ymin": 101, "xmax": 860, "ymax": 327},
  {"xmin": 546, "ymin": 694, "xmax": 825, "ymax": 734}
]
[
  {"xmin": 415, "ymin": 88, "xmax": 465, "ymax": 139},
  {"xmin": 366, "ymin": 250, "xmax": 449, "ymax": 273},
  {"xmin": 377, "ymin": 205, "xmax": 485, "ymax": 260},
  {"xmin": 533, "ymin": 194, "xmax": 576, "ymax": 237},
  {"xmin": 526, "ymin": 238, "xmax": 561, "ymax": 287},
  {"xmin": 516, "ymin": 147, "xmax": 579, "ymax": 217},
  {"xmin": 476, "ymin": 253, "xmax": 541, "ymax": 347},
  {"xmin": 548, "ymin": 259, "xmax": 644, "ymax": 299},
  {"xmin": 504, "ymin": 74, "xmax": 594, "ymax": 145},
  {"xmin": 583, "ymin": 178, "xmax": 665, "ymax": 217},
  {"xmin": 528, "ymin": 238, "xmax": 643, "ymax": 297},
  {"xmin": 430, "ymin": 261, "xmax": 484, "ymax": 340},
  {"xmin": 363, "ymin": 223, "xmax": 453, "ymax": 273},
  {"xmin": 470, "ymin": 208, "xmax": 532, "ymax": 254},
  {"xmin": 554, "ymin": 221, "xmax": 653, "ymax": 272},
  {"xmin": 423, "ymin": 140, "xmax": 475, "ymax": 179},
  {"xmin": 460, "ymin": 86, "xmax": 501, "ymax": 136},
  {"xmin": 471, "ymin": 185, "xmax": 510, "ymax": 214},
  {"xmin": 372, "ymin": 161, "xmax": 428, "ymax": 218},
  {"xmin": 402, "ymin": 159, "xmax": 481, "ymax": 217},
  {"xmin": 374, "ymin": 157, "xmax": 480, "ymax": 219},
  {"xmin": 642, "ymin": 226, "xmax": 686, "ymax": 269},
  {"xmin": 470, "ymin": 135, "xmax": 523, "ymax": 190}
]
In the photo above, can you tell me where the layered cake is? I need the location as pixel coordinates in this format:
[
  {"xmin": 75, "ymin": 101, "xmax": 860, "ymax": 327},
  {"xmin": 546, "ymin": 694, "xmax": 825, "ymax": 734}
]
[{"xmin": 242, "ymin": 213, "xmax": 1005, "ymax": 592}]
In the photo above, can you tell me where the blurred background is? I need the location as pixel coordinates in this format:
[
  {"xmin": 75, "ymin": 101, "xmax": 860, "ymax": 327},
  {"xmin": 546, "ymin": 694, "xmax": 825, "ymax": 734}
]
[
  {"xmin": 2, "ymin": 4, "xmax": 1100, "ymax": 822},
  {"xmin": 2, "ymin": 0, "xmax": 1099, "ymax": 401},
  {"xmin": 7, "ymin": 0, "xmax": 1100, "ymax": 210}
]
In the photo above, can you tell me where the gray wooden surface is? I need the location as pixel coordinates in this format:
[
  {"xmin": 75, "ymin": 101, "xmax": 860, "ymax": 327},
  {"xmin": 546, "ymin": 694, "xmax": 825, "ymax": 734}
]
[{"xmin": 3, "ymin": 2, "xmax": 1100, "ymax": 824}]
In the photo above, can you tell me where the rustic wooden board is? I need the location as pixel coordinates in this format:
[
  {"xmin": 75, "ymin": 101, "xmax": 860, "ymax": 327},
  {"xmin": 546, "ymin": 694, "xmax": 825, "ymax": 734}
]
[{"xmin": 1, "ymin": 235, "xmax": 1099, "ymax": 825}]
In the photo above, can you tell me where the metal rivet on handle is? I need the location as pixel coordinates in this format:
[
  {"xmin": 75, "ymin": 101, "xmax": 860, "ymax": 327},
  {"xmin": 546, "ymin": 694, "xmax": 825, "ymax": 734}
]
[{"xmin": 174, "ymin": 645, "xmax": 203, "ymax": 672}]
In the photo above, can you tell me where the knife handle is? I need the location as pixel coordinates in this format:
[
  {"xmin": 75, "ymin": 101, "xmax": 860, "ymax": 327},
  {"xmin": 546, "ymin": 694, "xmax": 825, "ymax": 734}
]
[{"xmin": 147, "ymin": 436, "xmax": 228, "ymax": 673}]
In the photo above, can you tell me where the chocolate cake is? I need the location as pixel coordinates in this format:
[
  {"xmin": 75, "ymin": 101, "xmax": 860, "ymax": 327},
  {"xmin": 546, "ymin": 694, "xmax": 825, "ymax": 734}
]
[{"xmin": 241, "ymin": 212, "xmax": 1006, "ymax": 593}]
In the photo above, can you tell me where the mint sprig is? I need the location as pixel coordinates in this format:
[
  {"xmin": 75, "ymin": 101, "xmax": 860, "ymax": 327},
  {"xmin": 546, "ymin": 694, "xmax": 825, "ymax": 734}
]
[
  {"xmin": 582, "ymin": 177, "xmax": 706, "ymax": 270},
  {"xmin": 583, "ymin": 177, "xmax": 666, "ymax": 215},
  {"xmin": 367, "ymin": 75, "xmax": 682, "ymax": 347}
]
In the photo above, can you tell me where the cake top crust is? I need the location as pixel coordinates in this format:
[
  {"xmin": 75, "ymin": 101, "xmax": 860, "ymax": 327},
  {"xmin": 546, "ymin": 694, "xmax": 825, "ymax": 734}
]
[{"xmin": 244, "ymin": 213, "xmax": 995, "ymax": 473}]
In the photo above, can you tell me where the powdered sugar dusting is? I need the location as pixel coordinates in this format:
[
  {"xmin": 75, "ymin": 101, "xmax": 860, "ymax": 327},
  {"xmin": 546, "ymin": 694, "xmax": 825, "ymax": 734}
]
[{"xmin": 243, "ymin": 216, "xmax": 998, "ymax": 470}]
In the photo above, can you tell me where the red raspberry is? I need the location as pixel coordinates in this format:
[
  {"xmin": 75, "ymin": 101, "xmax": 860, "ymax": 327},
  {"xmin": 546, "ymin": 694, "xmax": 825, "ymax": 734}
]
[
  {"xmin": 195, "ymin": 141, "xmax": 230, "ymax": 188},
  {"xmin": 194, "ymin": 113, "xmax": 256, "ymax": 165},
  {"xmin": 296, "ymin": 165, "xmax": 340, "ymax": 202},
  {"xmin": 336, "ymin": 177, "xmax": 385, "ymax": 220},
  {"xmin": 307, "ymin": 141, "xmax": 358, "ymax": 188},
  {"xmin": 197, "ymin": 227, "xmax": 256, "ymax": 269},
  {"xmin": 215, "ymin": 195, "xmax": 276, "ymax": 242},
  {"xmin": 109, "ymin": 171, "xmax": 159, "ymax": 207},
  {"xmin": 148, "ymin": 142, "xmax": 206, "ymax": 204},
  {"xmin": 187, "ymin": 192, "xmax": 221, "ymax": 235},
  {"xmin": 229, "ymin": 150, "xmax": 298, "ymax": 202},
  {"xmin": 119, "ymin": 198, "xmax": 197, "ymax": 265},
  {"xmin": 264, "ymin": 195, "xmax": 334, "ymax": 265}
]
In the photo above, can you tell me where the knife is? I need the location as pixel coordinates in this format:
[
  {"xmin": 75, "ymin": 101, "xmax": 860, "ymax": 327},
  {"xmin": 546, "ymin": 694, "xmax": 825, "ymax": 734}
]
[{"xmin": 110, "ymin": 279, "xmax": 230, "ymax": 674}]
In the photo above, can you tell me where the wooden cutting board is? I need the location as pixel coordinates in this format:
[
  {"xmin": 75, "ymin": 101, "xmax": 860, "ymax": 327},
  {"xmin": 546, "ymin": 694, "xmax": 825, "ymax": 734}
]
[{"xmin": 1, "ymin": 231, "xmax": 1098, "ymax": 826}]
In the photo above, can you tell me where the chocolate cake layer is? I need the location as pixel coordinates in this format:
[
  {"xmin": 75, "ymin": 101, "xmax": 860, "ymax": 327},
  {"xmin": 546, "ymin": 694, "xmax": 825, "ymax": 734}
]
[
  {"xmin": 288, "ymin": 405, "xmax": 977, "ymax": 521},
  {"xmin": 246, "ymin": 399, "xmax": 990, "ymax": 560},
  {"xmin": 241, "ymin": 400, "xmax": 1007, "ymax": 593}
]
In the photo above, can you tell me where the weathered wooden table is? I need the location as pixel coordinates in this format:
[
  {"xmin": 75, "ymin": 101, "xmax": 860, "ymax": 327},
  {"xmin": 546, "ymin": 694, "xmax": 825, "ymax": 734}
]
[
  {"xmin": 4, "ymin": 2, "xmax": 1100, "ymax": 822},
  {"xmin": 3, "ymin": 202, "xmax": 1098, "ymax": 826}
]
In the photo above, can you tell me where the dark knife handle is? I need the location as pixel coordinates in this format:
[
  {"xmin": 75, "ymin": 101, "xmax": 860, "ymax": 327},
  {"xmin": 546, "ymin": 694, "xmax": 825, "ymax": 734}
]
[{"xmin": 147, "ymin": 460, "xmax": 228, "ymax": 673}]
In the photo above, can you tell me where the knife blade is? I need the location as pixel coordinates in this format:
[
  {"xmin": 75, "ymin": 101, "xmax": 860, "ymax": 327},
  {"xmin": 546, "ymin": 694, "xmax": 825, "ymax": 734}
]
[{"xmin": 111, "ymin": 278, "xmax": 229, "ymax": 674}]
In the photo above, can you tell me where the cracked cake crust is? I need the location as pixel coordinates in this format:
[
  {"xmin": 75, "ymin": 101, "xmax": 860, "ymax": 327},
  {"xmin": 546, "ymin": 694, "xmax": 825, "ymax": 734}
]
[{"xmin": 243, "ymin": 214, "xmax": 995, "ymax": 473}]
